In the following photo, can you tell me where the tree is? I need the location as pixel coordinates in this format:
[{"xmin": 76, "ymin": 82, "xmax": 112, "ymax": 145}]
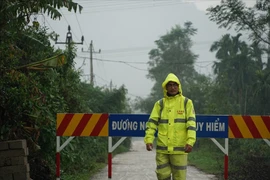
[
  {"xmin": 135, "ymin": 22, "xmax": 209, "ymax": 114},
  {"xmin": 252, "ymin": 69, "xmax": 270, "ymax": 115},
  {"xmin": 210, "ymin": 33, "xmax": 258, "ymax": 114},
  {"xmin": 207, "ymin": 0, "xmax": 270, "ymax": 115},
  {"xmin": 207, "ymin": 0, "xmax": 270, "ymax": 68},
  {"xmin": 0, "ymin": 0, "xmax": 82, "ymax": 71},
  {"xmin": 0, "ymin": 0, "xmax": 132, "ymax": 179},
  {"xmin": 147, "ymin": 22, "xmax": 198, "ymax": 92},
  {"xmin": 0, "ymin": 0, "xmax": 82, "ymax": 32},
  {"xmin": 207, "ymin": 3, "xmax": 270, "ymax": 178}
]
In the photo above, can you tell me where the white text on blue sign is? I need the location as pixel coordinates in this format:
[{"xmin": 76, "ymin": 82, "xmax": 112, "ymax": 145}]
[{"xmin": 112, "ymin": 119, "xmax": 146, "ymax": 131}]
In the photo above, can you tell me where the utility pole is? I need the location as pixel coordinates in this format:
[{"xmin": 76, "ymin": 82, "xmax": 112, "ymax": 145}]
[
  {"xmin": 82, "ymin": 40, "xmax": 101, "ymax": 85},
  {"xmin": 55, "ymin": 25, "xmax": 84, "ymax": 46},
  {"xmin": 55, "ymin": 25, "xmax": 84, "ymax": 75}
]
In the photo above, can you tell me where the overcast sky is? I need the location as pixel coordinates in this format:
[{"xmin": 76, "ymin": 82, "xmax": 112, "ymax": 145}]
[{"xmin": 39, "ymin": 0, "xmax": 254, "ymax": 100}]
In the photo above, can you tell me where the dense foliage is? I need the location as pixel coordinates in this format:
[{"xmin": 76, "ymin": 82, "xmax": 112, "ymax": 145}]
[
  {"xmin": 206, "ymin": 1, "xmax": 270, "ymax": 179},
  {"xmin": 0, "ymin": 0, "xmax": 131, "ymax": 179}
]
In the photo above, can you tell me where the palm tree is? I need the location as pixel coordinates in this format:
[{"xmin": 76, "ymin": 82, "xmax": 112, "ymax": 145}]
[
  {"xmin": 252, "ymin": 69, "xmax": 270, "ymax": 115},
  {"xmin": 210, "ymin": 33, "xmax": 256, "ymax": 114}
]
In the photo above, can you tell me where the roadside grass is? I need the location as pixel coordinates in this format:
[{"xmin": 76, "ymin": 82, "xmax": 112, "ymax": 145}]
[
  {"xmin": 188, "ymin": 142, "xmax": 224, "ymax": 178},
  {"xmin": 61, "ymin": 162, "xmax": 106, "ymax": 180}
]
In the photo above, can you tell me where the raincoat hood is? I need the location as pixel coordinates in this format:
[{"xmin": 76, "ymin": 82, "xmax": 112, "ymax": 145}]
[{"xmin": 162, "ymin": 73, "xmax": 182, "ymax": 97}]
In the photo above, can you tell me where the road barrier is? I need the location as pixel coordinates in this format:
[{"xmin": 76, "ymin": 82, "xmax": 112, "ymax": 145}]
[{"xmin": 56, "ymin": 113, "xmax": 270, "ymax": 180}]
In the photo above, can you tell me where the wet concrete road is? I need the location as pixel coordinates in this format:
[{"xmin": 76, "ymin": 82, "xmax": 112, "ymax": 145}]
[{"xmin": 90, "ymin": 139, "xmax": 217, "ymax": 180}]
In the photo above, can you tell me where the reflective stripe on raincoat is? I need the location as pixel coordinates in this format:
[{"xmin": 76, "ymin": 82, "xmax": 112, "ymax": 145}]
[{"xmin": 144, "ymin": 73, "xmax": 196, "ymax": 154}]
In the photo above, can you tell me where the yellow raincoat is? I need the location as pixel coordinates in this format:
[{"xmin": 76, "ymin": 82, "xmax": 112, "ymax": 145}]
[{"xmin": 144, "ymin": 73, "xmax": 196, "ymax": 154}]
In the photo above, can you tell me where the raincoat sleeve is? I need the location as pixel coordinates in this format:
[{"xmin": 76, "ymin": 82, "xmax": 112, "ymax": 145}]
[
  {"xmin": 144, "ymin": 101, "xmax": 161, "ymax": 144},
  {"xmin": 186, "ymin": 99, "xmax": 196, "ymax": 146}
]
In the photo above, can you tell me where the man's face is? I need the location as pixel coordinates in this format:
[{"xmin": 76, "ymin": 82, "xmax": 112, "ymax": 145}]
[{"xmin": 166, "ymin": 81, "xmax": 179, "ymax": 95}]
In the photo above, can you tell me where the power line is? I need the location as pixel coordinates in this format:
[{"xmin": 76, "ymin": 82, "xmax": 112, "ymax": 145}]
[
  {"xmin": 59, "ymin": 9, "xmax": 81, "ymax": 42},
  {"xmin": 194, "ymin": 62, "xmax": 213, "ymax": 68},
  {"xmin": 74, "ymin": 13, "xmax": 88, "ymax": 47},
  {"xmin": 93, "ymin": 57, "xmax": 148, "ymax": 71},
  {"xmin": 77, "ymin": 56, "xmax": 148, "ymax": 71},
  {"xmin": 77, "ymin": 56, "xmax": 146, "ymax": 64},
  {"xmin": 94, "ymin": 73, "xmax": 111, "ymax": 84},
  {"xmin": 61, "ymin": 1, "xmax": 194, "ymax": 14},
  {"xmin": 59, "ymin": 9, "xmax": 69, "ymax": 26},
  {"xmin": 82, "ymin": 1, "xmax": 253, "ymax": 9},
  {"xmin": 61, "ymin": 0, "xmax": 255, "ymax": 15},
  {"xmin": 43, "ymin": 16, "xmax": 63, "ymax": 39},
  {"xmin": 77, "ymin": 56, "xmax": 215, "ymax": 64},
  {"xmin": 76, "ymin": 56, "xmax": 216, "ymax": 72},
  {"xmin": 76, "ymin": 43, "xmax": 216, "ymax": 57},
  {"xmin": 75, "ymin": 13, "xmax": 84, "ymax": 36}
]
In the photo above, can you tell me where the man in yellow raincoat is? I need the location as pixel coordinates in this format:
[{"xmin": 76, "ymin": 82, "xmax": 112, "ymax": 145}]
[{"xmin": 144, "ymin": 73, "xmax": 196, "ymax": 180}]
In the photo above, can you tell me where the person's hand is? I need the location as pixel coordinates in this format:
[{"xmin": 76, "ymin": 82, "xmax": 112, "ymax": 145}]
[
  {"xmin": 146, "ymin": 143, "xmax": 153, "ymax": 151},
  {"xmin": 185, "ymin": 144, "xmax": 193, "ymax": 153}
]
